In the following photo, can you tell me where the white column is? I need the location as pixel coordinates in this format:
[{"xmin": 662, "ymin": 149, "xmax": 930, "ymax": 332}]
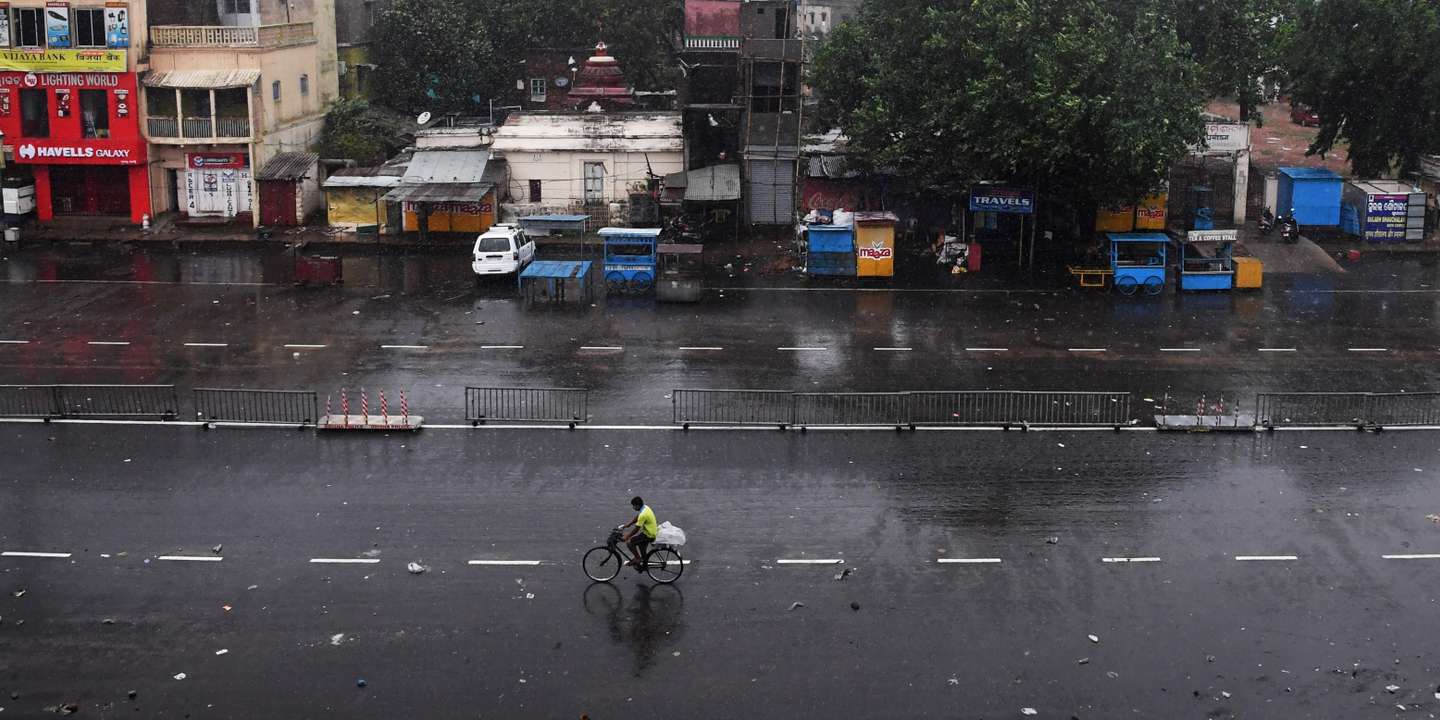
[{"xmin": 1232, "ymin": 149, "xmax": 1250, "ymax": 226}]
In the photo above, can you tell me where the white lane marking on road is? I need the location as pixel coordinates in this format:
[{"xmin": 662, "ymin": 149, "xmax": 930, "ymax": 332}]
[
  {"xmin": 874, "ymin": 347, "xmax": 913, "ymax": 351},
  {"xmin": 2, "ymin": 551, "xmax": 72, "ymax": 558},
  {"xmin": 966, "ymin": 347, "xmax": 1009, "ymax": 352},
  {"xmin": 380, "ymin": 344, "xmax": 429, "ymax": 350},
  {"xmin": 937, "ymin": 557, "xmax": 1002, "ymax": 564},
  {"xmin": 87, "ymin": 341, "xmax": 129, "ymax": 346},
  {"xmin": 1159, "ymin": 348, "xmax": 1200, "ymax": 353},
  {"xmin": 467, "ymin": 560, "xmax": 543, "ymax": 566},
  {"xmin": 284, "ymin": 344, "xmax": 327, "ymax": 349},
  {"xmin": 776, "ymin": 558, "xmax": 844, "ymax": 565},
  {"xmin": 1068, "ymin": 348, "xmax": 1106, "ymax": 352},
  {"xmin": 579, "ymin": 346, "xmax": 624, "ymax": 351},
  {"xmin": 1258, "ymin": 348, "xmax": 1297, "ymax": 352},
  {"xmin": 481, "ymin": 345, "xmax": 525, "ymax": 349},
  {"xmin": 309, "ymin": 558, "xmax": 380, "ymax": 564},
  {"xmin": 678, "ymin": 346, "xmax": 723, "ymax": 351},
  {"xmin": 1382, "ymin": 554, "xmax": 1440, "ymax": 560},
  {"xmin": 1347, "ymin": 348, "xmax": 1388, "ymax": 352},
  {"xmin": 183, "ymin": 342, "xmax": 228, "ymax": 348},
  {"xmin": 778, "ymin": 347, "xmax": 827, "ymax": 351},
  {"xmin": 1101, "ymin": 556, "xmax": 1162, "ymax": 563},
  {"xmin": 158, "ymin": 555, "xmax": 223, "ymax": 562},
  {"xmin": 0, "ymin": 339, "xmax": 30, "ymax": 344},
  {"xmin": 1234, "ymin": 555, "xmax": 1298, "ymax": 561}
]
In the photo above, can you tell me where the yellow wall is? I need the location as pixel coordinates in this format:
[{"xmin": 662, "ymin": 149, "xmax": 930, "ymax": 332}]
[
  {"xmin": 402, "ymin": 191, "xmax": 496, "ymax": 234},
  {"xmin": 326, "ymin": 187, "xmax": 389, "ymax": 231}
]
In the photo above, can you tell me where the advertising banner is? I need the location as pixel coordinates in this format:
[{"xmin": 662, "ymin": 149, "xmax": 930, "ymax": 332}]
[
  {"xmin": 1365, "ymin": 193, "xmax": 1410, "ymax": 241},
  {"xmin": 0, "ymin": 4, "xmax": 11, "ymax": 48},
  {"xmin": 969, "ymin": 187, "xmax": 1035, "ymax": 214},
  {"xmin": 45, "ymin": 2, "xmax": 71, "ymax": 49},
  {"xmin": 13, "ymin": 137, "xmax": 145, "ymax": 165},
  {"xmin": 105, "ymin": 3, "xmax": 129, "ymax": 49},
  {"xmin": 1201, "ymin": 123, "xmax": 1250, "ymax": 153},
  {"xmin": 0, "ymin": 48, "xmax": 126, "ymax": 72},
  {"xmin": 187, "ymin": 152, "xmax": 247, "ymax": 170}
]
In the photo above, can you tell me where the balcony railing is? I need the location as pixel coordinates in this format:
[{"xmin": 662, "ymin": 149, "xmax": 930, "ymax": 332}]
[
  {"xmin": 147, "ymin": 115, "xmax": 252, "ymax": 140},
  {"xmin": 684, "ymin": 35, "xmax": 740, "ymax": 50},
  {"xmin": 150, "ymin": 22, "xmax": 314, "ymax": 48}
]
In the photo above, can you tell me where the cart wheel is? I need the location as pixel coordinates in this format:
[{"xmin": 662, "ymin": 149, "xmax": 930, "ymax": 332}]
[
  {"xmin": 629, "ymin": 273, "xmax": 654, "ymax": 293},
  {"xmin": 1143, "ymin": 276, "xmax": 1164, "ymax": 295},
  {"xmin": 1116, "ymin": 275, "xmax": 1139, "ymax": 296}
]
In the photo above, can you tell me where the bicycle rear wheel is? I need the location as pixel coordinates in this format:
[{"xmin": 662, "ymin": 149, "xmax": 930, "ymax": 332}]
[
  {"xmin": 645, "ymin": 547, "xmax": 684, "ymax": 584},
  {"xmin": 583, "ymin": 546, "xmax": 622, "ymax": 582}
]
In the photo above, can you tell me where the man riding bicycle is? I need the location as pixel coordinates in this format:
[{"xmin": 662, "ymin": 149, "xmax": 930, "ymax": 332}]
[{"xmin": 620, "ymin": 496, "xmax": 658, "ymax": 567}]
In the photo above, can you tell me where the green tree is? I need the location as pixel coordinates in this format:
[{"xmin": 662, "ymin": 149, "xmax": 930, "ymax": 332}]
[
  {"xmin": 370, "ymin": 0, "xmax": 503, "ymax": 114},
  {"xmin": 811, "ymin": 0, "xmax": 1206, "ymax": 208},
  {"xmin": 1172, "ymin": 0, "xmax": 1287, "ymax": 122},
  {"xmin": 319, "ymin": 99, "xmax": 409, "ymax": 165},
  {"xmin": 1286, "ymin": 0, "xmax": 1440, "ymax": 176}
]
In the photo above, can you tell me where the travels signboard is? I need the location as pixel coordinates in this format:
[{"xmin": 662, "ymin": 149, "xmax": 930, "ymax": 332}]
[
  {"xmin": 969, "ymin": 187, "xmax": 1034, "ymax": 214},
  {"xmin": 0, "ymin": 48, "xmax": 126, "ymax": 72}
]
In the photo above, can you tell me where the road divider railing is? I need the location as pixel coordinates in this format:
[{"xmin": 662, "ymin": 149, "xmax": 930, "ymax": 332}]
[
  {"xmin": 1257, "ymin": 391, "xmax": 1440, "ymax": 429},
  {"xmin": 465, "ymin": 386, "xmax": 589, "ymax": 428},
  {"xmin": 674, "ymin": 389, "xmax": 1136, "ymax": 429},
  {"xmin": 673, "ymin": 389, "xmax": 795, "ymax": 429},
  {"xmin": 0, "ymin": 384, "xmax": 178, "ymax": 420},
  {"xmin": 194, "ymin": 388, "xmax": 319, "ymax": 427}
]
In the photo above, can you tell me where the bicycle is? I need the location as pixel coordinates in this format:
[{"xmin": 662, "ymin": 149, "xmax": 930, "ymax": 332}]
[{"xmin": 582, "ymin": 526, "xmax": 684, "ymax": 584}]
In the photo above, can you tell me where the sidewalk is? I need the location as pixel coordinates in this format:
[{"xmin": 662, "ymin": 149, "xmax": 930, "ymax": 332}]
[{"xmin": 11, "ymin": 216, "xmax": 473, "ymax": 248}]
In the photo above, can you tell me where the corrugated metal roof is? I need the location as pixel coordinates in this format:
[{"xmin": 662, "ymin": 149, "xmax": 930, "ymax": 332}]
[
  {"xmin": 684, "ymin": 164, "xmax": 741, "ymax": 201},
  {"xmin": 403, "ymin": 150, "xmax": 489, "ymax": 184},
  {"xmin": 382, "ymin": 183, "xmax": 491, "ymax": 204},
  {"xmin": 143, "ymin": 69, "xmax": 262, "ymax": 89},
  {"xmin": 491, "ymin": 113, "xmax": 682, "ymax": 154},
  {"xmin": 256, "ymin": 152, "xmax": 318, "ymax": 181},
  {"xmin": 323, "ymin": 174, "xmax": 402, "ymax": 189}
]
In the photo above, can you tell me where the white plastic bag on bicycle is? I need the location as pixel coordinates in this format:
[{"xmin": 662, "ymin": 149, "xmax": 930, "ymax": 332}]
[{"xmin": 655, "ymin": 521, "xmax": 686, "ymax": 546}]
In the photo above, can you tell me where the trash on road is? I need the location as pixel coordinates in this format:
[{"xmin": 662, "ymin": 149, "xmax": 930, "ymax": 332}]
[
  {"xmin": 173, "ymin": 673, "xmax": 187, "ymax": 680},
  {"xmin": 1426, "ymin": 514, "xmax": 1440, "ymax": 523},
  {"xmin": 1088, "ymin": 634, "xmax": 1099, "ymax": 643},
  {"xmin": 834, "ymin": 568, "xmax": 853, "ymax": 581},
  {"xmin": 1105, "ymin": 671, "xmax": 1119, "ymax": 679},
  {"xmin": 247, "ymin": 585, "xmax": 258, "ymax": 591},
  {"xmin": 11, "ymin": 590, "xmax": 24, "ymax": 598},
  {"xmin": 788, "ymin": 601, "xmax": 805, "ymax": 611},
  {"xmin": 1076, "ymin": 657, "xmax": 1089, "ymax": 665},
  {"xmin": 1044, "ymin": 537, "xmax": 1059, "ymax": 545},
  {"xmin": 102, "ymin": 618, "xmax": 114, "ymax": 625},
  {"xmin": 1021, "ymin": 708, "xmax": 1038, "ymax": 716},
  {"xmin": 212, "ymin": 544, "xmax": 222, "ymax": 554},
  {"xmin": 127, "ymin": 691, "xmax": 136, "ymax": 700},
  {"xmin": 356, "ymin": 678, "xmax": 367, "ymax": 688},
  {"xmin": 1222, "ymin": 691, "xmax": 1231, "ymax": 698},
  {"xmin": 1386, "ymin": 684, "xmax": 1400, "ymax": 693},
  {"xmin": 850, "ymin": 601, "xmax": 861, "ymax": 611},
  {"xmin": 215, "ymin": 649, "xmax": 228, "ymax": 656},
  {"xmin": 44, "ymin": 703, "xmax": 79, "ymax": 715},
  {"xmin": 330, "ymin": 633, "xmax": 346, "ymax": 646},
  {"xmin": 407, "ymin": 562, "xmax": 428, "ymax": 574}
]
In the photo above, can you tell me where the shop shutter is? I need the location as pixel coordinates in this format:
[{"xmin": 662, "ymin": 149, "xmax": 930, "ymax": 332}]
[{"xmin": 747, "ymin": 158, "xmax": 795, "ymax": 225}]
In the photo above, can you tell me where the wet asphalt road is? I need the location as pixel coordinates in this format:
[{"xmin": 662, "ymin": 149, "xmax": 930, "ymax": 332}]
[
  {"xmin": 4, "ymin": 424, "xmax": 1440, "ymax": 717},
  {"xmin": 4, "ymin": 245, "xmax": 1440, "ymax": 422}
]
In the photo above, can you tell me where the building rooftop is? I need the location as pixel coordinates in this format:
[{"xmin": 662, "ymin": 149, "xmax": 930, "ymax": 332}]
[{"xmin": 491, "ymin": 113, "xmax": 683, "ymax": 154}]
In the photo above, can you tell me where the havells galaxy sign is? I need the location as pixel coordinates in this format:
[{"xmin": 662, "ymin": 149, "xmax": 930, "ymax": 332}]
[
  {"xmin": 969, "ymin": 187, "xmax": 1035, "ymax": 214},
  {"xmin": 13, "ymin": 139, "xmax": 144, "ymax": 165}
]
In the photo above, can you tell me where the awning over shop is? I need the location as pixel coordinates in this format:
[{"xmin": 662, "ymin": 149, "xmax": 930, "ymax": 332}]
[
  {"xmin": 381, "ymin": 183, "xmax": 492, "ymax": 204},
  {"xmin": 143, "ymin": 69, "xmax": 262, "ymax": 89},
  {"xmin": 256, "ymin": 152, "xmax": 319, "ymax": 182}
]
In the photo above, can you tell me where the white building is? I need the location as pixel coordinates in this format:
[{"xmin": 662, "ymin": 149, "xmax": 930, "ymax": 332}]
[{"xmin": 489, "ymin": 112, "xmax": 683, "ymax": 221}]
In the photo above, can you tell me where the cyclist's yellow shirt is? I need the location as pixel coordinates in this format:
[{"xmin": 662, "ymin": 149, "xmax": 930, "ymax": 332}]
[{"xmin": 637, "ymin": 505, "xmax": 658, "ymax": 539}]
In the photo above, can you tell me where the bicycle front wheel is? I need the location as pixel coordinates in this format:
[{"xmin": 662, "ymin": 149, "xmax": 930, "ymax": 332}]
[
  {"xmin": 583, "ymin": 546, "xmax": 622, "ymax": 582},
  {"xmin": 645, "ymin": 547, "xmax": 684, "ymax": 584}
]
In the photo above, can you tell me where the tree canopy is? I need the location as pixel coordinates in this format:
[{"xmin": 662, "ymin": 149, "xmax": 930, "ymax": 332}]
[
  {"xmin": 811, "ymin": 0, "xmax": 1206, "ymax": 208},
  {"xmin": 1285, "ymin": 0, "xmax": 1440, "ymax": 176},
  {"xmin": 1171, "ymin": 0, "xmax": 1287, "ymax": 122},
  {"xmin": 372, "ymin": 0, "xmax": 680, "ymax": 115},
  {"xmin": 319, "ymin": 99, "xmax": 409, "ymax": 166}
]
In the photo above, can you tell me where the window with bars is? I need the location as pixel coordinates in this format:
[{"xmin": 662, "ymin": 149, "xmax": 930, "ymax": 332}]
[
  {"xmin": 13, "ymin": 8, "xmax": 44, "ymax": 47},
  {"xmin": 74, "ymin": 8, "xmax": 105, "ymax": 47}
]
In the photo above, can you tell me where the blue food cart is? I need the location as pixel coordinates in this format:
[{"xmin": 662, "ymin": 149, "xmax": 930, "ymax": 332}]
[
  {"xmin": 1108, "ymin": 232, "xmax": 1168, "ymax": 296},
  {"xmin": 1177, "ymin": 229, "xmax": 1235, "ymax": 292},
  {"xmin": 599, "ymin": 227, "xmax": 661, "ymax": 295}
]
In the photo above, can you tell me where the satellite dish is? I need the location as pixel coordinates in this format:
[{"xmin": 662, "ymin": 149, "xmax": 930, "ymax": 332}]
[{"xmin": 416, "ymin": 111, "xmax": 432, "ymax": 126}]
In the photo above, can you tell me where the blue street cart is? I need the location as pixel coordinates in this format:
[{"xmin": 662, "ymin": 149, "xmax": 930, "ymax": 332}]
[
  {"xmin": 1177, "ymin": 229, "xmax": 1235, "ymax": 292},
  {"xmin": 599, "ymin": 227, "xmax": 661, "ymax": 295},
  {"xmin": 1108, "ymin": 232, "xmax": 1168, "ymax": 296}
]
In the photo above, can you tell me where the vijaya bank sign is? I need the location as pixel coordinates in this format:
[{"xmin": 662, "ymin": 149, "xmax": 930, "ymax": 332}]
[{"xmin": 13, "ymin": 137, "xmax": 145, "ymax": 165}]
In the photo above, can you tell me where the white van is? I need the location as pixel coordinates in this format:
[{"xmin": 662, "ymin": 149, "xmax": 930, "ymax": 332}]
[{"xmin": 471, "ymin": 225, "xmax": 536, "ymax": 277}]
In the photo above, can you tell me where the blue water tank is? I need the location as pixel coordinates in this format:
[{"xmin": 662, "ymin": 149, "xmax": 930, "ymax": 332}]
[
  {"xmin": 807, "ymin": 224, "xmax": 855, "ymax": 253},
  {"xmin": 1277, "ymin": 167, "xmax": 1343, "ymax": 226}
]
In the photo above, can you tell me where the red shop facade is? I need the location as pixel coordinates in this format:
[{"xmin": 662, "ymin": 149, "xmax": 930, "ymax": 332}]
[{"xmin": 0, "ymin": 71, "xmax": 149, "ymax": 224}]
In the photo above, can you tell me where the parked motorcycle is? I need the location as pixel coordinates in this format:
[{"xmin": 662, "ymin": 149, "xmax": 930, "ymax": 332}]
[
  {"xmin": 1279, "ymin": 215, "xmax": 1300, "ymax": 244},
  {"xmin": 660, "ymin": 214, "xmax": 702, "ymax": 244},
  {"xmin": 1258, "ymin": 209, "xmax": 1275, "ymax": 235}
]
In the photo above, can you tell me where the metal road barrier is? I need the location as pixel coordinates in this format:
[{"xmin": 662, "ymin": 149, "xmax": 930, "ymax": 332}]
[
  {"xmin": 908, "ymin": 391, "xmax": 1134, "ymax": 428},
  {"xmin": 194, "ymin": 388, "xmax": 319, "ymax": 427},
  {"xmin": 0, "ymin": 384, "xmax": 179, "ymax": 420},
  {"xmin": 465, "ymin": 387, "xmax": 589, "ymax": 427},
  {"xmin": 673, "ymin": 389, "xmax": 794, "ymax": 429},
  {"xmin": 674, "ymin": 389, "xmax": 1135, "ymax": 429},
  {"xmin": 793, "ymin": 392, "xmax": 908, "ymax": 429},
  {"xmin": 1257, "ymin": 391, "xmax": 1440, "ymax": 428}
]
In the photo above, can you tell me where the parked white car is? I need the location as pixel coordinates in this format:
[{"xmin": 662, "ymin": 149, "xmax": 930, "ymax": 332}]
[{"xmin": 471, "ymin": 225, "xmax": 536, "ymax": 277}]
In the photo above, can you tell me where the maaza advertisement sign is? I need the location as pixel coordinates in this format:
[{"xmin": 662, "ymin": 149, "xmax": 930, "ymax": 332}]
[
  {"xmin": 1365, "ymin": 194, "xmax": 1410, "ymax": 241},
  {"xmin": 0, "ymin": 48, "xmax": 126, "ymax": 72}
]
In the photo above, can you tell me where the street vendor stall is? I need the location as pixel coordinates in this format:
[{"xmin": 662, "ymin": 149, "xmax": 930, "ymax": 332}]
[
  {"xmin": 1177, "ymin": 229, "xmax": 1235, "ymax": 292},
  {"xmin": 656, "ymin": 243, "xmax": 703, "ymax": 302},
  {"xmin": 599, "ymin": 227, "xmax": 661, "ymax": 295},
  {"xmin": 1109, "ymin": 232, "xmax": 1168, "ymax": 296}
]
